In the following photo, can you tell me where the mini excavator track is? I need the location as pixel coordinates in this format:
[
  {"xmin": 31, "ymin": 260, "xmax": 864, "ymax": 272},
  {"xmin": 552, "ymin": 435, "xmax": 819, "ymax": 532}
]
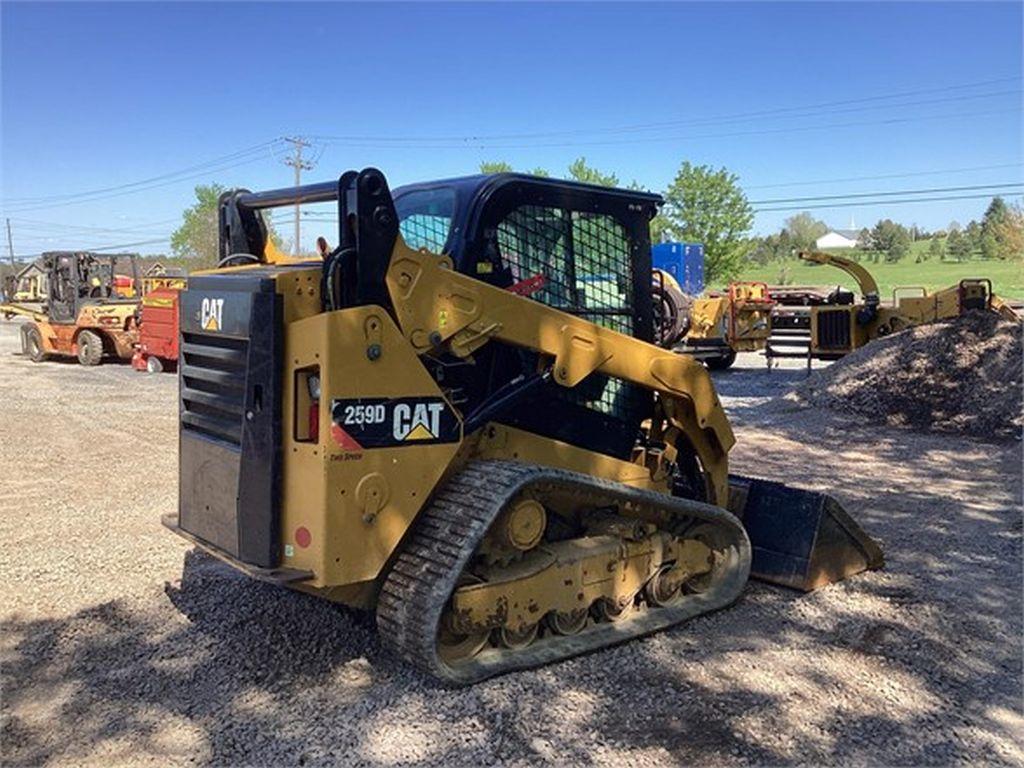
[{"xmin": 377, "ymin": 461, "xmax": 751, "ymax": 685}]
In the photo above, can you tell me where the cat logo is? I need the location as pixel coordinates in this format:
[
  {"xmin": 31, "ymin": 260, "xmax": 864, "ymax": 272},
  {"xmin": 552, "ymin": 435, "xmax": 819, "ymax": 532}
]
[
  {"xmin": 393, "ymin": 402, "xmax": 444, "ymax": 441},
  {"xmin": 331, "ymin": 397, "xmax": 458, "ymax": 449},
  {"xmin": 200, "ymin": 297, "xmax": 225, "ymax": 332}
]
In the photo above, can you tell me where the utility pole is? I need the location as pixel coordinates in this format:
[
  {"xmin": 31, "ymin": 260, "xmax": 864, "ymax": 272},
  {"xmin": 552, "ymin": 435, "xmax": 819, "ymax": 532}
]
[
  {"xmin": 282, "ymin": 137, "xmax": 316, "ymax": 255},
  {"xmin": 5, "ymin": 218, "xmax": 15, "ymax": 271}
]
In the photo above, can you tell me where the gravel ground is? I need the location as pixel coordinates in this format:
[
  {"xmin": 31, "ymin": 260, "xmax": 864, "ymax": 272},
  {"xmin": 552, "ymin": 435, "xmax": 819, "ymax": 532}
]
[{"xmin": 1, "ymin": 317, "xmax": 1021, "ymax": 767}]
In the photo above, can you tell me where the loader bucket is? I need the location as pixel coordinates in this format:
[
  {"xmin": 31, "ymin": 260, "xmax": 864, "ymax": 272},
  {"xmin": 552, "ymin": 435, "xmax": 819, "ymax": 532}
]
[{"xmin": 727, "ymin": 475, "xmax": 883, "ymax": 591}]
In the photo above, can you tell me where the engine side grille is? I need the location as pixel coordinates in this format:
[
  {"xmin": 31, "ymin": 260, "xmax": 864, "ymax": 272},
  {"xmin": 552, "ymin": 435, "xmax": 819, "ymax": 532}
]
[
  {"xmin": 815, "ymin": 310, "xmax": 852, "ymax": 351},
  {"xmin": 180, "ymin": 332, "xmax": 248, "ymax": 445}
]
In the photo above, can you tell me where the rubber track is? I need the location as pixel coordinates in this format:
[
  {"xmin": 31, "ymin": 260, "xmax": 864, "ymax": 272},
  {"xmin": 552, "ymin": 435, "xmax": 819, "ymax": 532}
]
[{"xmin": 377, "ymin": 460, "xmax": 751, "ymax": 685}]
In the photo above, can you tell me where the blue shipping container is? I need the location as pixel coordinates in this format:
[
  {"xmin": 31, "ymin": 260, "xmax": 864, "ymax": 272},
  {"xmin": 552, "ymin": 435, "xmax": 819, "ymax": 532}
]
[{"xmin": 651, "ymin": 242, "xmax": 705, "ymax": 295}]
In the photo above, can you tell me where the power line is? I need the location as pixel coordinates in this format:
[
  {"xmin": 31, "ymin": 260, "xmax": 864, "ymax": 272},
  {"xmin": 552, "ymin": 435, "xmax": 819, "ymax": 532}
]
[
  {"xmin": 745, "ymin": 162, "xmax": 1024, "ymax": 190},
  {"xmin": 754, "ymin": 191, "xmax": 1023, "ymax": 213},
  {"xmin": 2, "ymin": 140, "xmax": 282, "ymax": 205},
  {"xmin": 8, "ymin": 216, "xmax": 181, "ymax": 235},
  {"xmin": 1, "ymin": 144, "xmax": 284, "ymax": 214},
  {"xmin": 13, "ymin": 237, "xmax": 172, "ymax": 260},
  {"xmin": 749, "ymin": 182, "xmax": 1024, "ymax": 206},
  {"xmin": 309, "ymin": 107, "xmax": 1019, "ymax": 151},
  {"xmin": 14, "ymin": 232, "xmax": 173, "ymax": 246},
  {"xmin": 310, "ymin": 75, "xmax": 1021, "ymax": 143}
]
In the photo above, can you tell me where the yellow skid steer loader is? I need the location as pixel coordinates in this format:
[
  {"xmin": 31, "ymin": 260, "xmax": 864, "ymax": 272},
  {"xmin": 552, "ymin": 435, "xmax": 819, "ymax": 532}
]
[{"xmin": 164, "ymin": 169, "xmax": 882, "ymax": 684}]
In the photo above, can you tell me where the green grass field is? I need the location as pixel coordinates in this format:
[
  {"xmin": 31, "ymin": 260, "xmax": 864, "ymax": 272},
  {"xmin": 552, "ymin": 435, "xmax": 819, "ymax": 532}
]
[{"xmin": 731, "ymin": 246, "xmax": 1024, "ymax": 300}]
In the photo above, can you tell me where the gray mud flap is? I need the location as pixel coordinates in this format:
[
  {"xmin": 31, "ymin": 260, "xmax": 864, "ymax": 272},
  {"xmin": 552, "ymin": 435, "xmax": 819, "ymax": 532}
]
[{"xmin": 728, "ymin": 475, "xmax": 884, "ymax": 591}]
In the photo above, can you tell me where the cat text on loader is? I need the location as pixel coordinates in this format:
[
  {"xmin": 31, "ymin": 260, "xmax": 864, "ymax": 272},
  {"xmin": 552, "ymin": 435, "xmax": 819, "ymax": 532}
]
[{"xmin": 163, "ymin": 169, "xmax": 882, "ymax": 684}]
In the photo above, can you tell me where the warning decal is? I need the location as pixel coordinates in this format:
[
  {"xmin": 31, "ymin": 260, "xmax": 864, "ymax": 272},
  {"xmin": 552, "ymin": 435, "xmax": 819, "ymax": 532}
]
[{"xmin": 330, "ymin": 397, "xmax": 460, "ymax": 449}]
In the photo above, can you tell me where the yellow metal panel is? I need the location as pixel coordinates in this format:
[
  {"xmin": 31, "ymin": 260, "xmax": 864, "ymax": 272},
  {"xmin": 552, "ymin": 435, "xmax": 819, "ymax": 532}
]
[
  {"xmin": 474, "ymin": 424, "xmax": 666, "ymax": 492},
  {"xmin": 275, "ymin": 265, "xmax": 323, "ymax": 323},
  {"xmin": 687, "ymin": 296, "xmax": 728, "ymax": 340},
  {"xmin": 279, "ymin": 306, "xmax": 464, "ymax": 588}
]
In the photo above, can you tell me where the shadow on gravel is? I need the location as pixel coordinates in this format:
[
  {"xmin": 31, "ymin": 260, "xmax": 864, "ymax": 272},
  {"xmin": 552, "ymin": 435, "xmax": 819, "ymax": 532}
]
[
  {"xmin": 2, "ymin": 372, "xmax": 1021, "ymax": 765},
  {"xmin": 2, "ymin": 550, "xmax": 388, "ymax": 766},
  {"xmin": 4, "ymin": 532, "xmax": 1021, "ymax": 766}
]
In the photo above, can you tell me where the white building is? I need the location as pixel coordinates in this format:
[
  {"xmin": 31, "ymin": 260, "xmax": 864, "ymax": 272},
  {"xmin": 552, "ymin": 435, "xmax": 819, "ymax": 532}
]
[{"xmin": 815, "ymin": 229, "xmax": 861, "ymax": 250}]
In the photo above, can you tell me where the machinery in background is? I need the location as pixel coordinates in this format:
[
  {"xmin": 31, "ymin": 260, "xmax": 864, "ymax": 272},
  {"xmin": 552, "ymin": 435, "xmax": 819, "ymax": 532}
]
[
  {"xmin": 131, "ymin": 274, "xmax": 188, "ymax": 373},
  {"xmin": 652, "ymin": 242, "xmax": 704, "ymax": 294},
  {"xmin": 163, "ymin": 168, "xmax": 882, "ymax": 685},
  {"xmin": 2, "ymin": 251, "xmax": 142, "ymax": 365},
  {"xmin": 651, "ymin": 243, "xmax": 703, "ymax": 347},
  {"xmin": 652, "ymin": 269, "xmax": 774, "ymax": 370},
  {"xmin": 675, "ymin": 282, "xmax": 775, "ymax": 369},
  {"xmin": 764, "ymin": 250, "xmax": 1019, "ymax": 366}
]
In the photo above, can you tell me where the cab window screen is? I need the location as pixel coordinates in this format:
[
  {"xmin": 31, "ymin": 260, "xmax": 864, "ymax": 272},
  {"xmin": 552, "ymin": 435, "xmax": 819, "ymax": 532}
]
[
  {"xmin": 396, "ymin": 188, "xmax": 456, "ymax": 253},
  {"xmin": 494, "ymin": 205, "xmax": 643, "ymax": 426},
  {"xmin": 495, "ymin": 206, "xmax": 634, "ymax": 335}
]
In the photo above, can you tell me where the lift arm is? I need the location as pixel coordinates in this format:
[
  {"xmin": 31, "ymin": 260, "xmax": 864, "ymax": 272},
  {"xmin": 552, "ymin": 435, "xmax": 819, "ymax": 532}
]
[{"xmin": 385, "ymin": 240, "xmax": 736, "ymax": 505}]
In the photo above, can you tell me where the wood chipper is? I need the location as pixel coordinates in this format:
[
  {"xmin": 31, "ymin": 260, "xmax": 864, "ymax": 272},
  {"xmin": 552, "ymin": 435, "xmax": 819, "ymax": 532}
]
[
  {"xmin": 780, "ymin": 250, "xmax": 1020, "ymax": 362},
  {"xmin": 163, "ymin": 169, "xmax": 882, "ymax": 684}
]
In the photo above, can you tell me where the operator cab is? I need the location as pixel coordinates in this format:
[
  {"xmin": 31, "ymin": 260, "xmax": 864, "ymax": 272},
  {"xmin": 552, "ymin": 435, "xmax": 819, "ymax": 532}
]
[
  {"xmin": 393, "ymin": 174, "xmax": 662, "ymax": 458},
  {"xmin": 212, "ymin": 171, "xmax": 665, "ymax": 458}
]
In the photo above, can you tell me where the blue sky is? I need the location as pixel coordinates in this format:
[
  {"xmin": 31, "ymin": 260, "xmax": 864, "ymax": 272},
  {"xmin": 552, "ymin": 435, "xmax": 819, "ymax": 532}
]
[{"xmin": 1, "ymin": 1, "xmax": 1021, "ymax": 257}]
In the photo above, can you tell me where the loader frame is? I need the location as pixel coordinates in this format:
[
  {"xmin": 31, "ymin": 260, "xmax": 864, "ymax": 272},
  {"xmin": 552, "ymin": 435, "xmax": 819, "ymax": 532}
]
[{"xmin": 167, "ymin": 169, "xmax": 882, "ymax": 638}]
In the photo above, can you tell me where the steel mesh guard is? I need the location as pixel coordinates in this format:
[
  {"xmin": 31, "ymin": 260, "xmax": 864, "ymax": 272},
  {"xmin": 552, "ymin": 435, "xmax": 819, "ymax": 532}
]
[
  {"xmin": 399, "ymin": 213, "xmax": 452, "ymax": 253},
  {"xmin": 494, "ymin": 205, "xmax": 644, "ymax": 425},
  {"xmin": 496, "ymin": 206, "xmax": 634, "ymax": 335}
]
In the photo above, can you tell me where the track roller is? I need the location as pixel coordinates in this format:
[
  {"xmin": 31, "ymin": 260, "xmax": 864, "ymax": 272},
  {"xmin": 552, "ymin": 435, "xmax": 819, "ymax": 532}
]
[{"xmin": 377, "ymin": 460, "xmax": 751, "ymax": 685}]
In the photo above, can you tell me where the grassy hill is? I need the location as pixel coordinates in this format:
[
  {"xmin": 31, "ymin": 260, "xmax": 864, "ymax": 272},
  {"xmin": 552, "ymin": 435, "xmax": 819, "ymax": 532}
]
[{"xmin": 731, "ymin": 244, "xmax": 1023, "ymax": 300}]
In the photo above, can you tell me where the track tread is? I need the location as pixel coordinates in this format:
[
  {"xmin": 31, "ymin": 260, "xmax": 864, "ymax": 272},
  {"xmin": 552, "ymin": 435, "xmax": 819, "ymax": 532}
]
[{"xmin": 376, "ymin": 460, "xmax": 750, "ymax": 685}]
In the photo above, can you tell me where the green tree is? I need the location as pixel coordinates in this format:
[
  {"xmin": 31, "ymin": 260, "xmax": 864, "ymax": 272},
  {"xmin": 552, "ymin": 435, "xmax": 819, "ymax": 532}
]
[
  {"xmin": 479, "ymin": 161, "xmax": 550, "ymax": 177},
  {"xmin": 980, "ymin": 196, "xmax": 1019, "ymax": 259},
  {"xmin": 479, "ymin": 161, "xmax": 514, "ymax": 174},
  {"xmin": 927, "ymin": 236, "xmax": 945, "ymax": 261},
  {"xmin": 747, "ymin": 230, "xmax": 795, "ymax": 265},
  {"xmin": 783, "ymin": 212, "xmax": 828, "ymax": 251},
  {"xmin": 990, "ymin": 202, "xmax": 1024, "ymax": 261},
  {"xmin": 964, "ymin": 220, "xmax": 983, "ymax": 258},
  {"xmin": 869, "ymin": 219, "xmax": 911, "ymax": 262},
  {"xmin": 946, "ymin": 228, "xmax": 972, "ymax": 262},
  {"xmin": 567, "ymin": 157, "xmax": 618, "ymax": 187},
  {"xmin": 170, "ymin": 184, "xmax": 224, "ymax": 267},
  {"xmin": 171, "ymin": 183, "xmax": 281, "ymax": 267},
  {"xmin": 660, "ymin": 162, "xmax": 753, "ymax": 281},
  {"xmin": 856, "ymin": 227, "xmax": 872, "ymax": 253}
]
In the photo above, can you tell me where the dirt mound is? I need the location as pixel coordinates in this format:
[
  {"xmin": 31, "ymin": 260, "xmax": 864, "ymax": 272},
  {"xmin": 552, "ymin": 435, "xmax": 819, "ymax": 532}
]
[{"xmin": 790, "ymin": 311, "xmax": 1022, "ymax": 440}]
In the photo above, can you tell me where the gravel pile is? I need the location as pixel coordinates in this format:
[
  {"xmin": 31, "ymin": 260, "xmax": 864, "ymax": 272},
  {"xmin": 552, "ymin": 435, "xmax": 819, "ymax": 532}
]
[
  {"xmin": 790, "ymin": 311, "xmax": 1022, "ymax": 440},
  {"xmin": 1, "ymin": 321, "xmax": 1021, "ymax": 766}
]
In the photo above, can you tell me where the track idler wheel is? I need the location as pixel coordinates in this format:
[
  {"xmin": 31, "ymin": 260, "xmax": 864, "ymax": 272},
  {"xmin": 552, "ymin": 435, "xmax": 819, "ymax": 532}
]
[
  {"xmin": 436, "ymin": 575, "xmax": 489, "ymax": 664},
  {"xmin": 593, "ymin": 597, "xmax": 636, "ymax": 623}
]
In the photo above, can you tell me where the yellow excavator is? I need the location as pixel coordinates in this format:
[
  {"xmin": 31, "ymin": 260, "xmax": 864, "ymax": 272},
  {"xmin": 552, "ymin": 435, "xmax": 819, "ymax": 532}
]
[
  {"xmin": 163, "ymin": 169, "xmax": 882, "ymax": 684},
  {"xmin": 795, "ymin": 250, "xmax": 1019, "ymax": 357}
]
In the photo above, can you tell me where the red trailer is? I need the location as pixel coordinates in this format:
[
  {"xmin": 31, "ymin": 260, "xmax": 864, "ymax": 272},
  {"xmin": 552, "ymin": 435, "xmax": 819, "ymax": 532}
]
[{"xmin": 131, "ymin": 286, "xmax": 180, "ymax": 373}]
